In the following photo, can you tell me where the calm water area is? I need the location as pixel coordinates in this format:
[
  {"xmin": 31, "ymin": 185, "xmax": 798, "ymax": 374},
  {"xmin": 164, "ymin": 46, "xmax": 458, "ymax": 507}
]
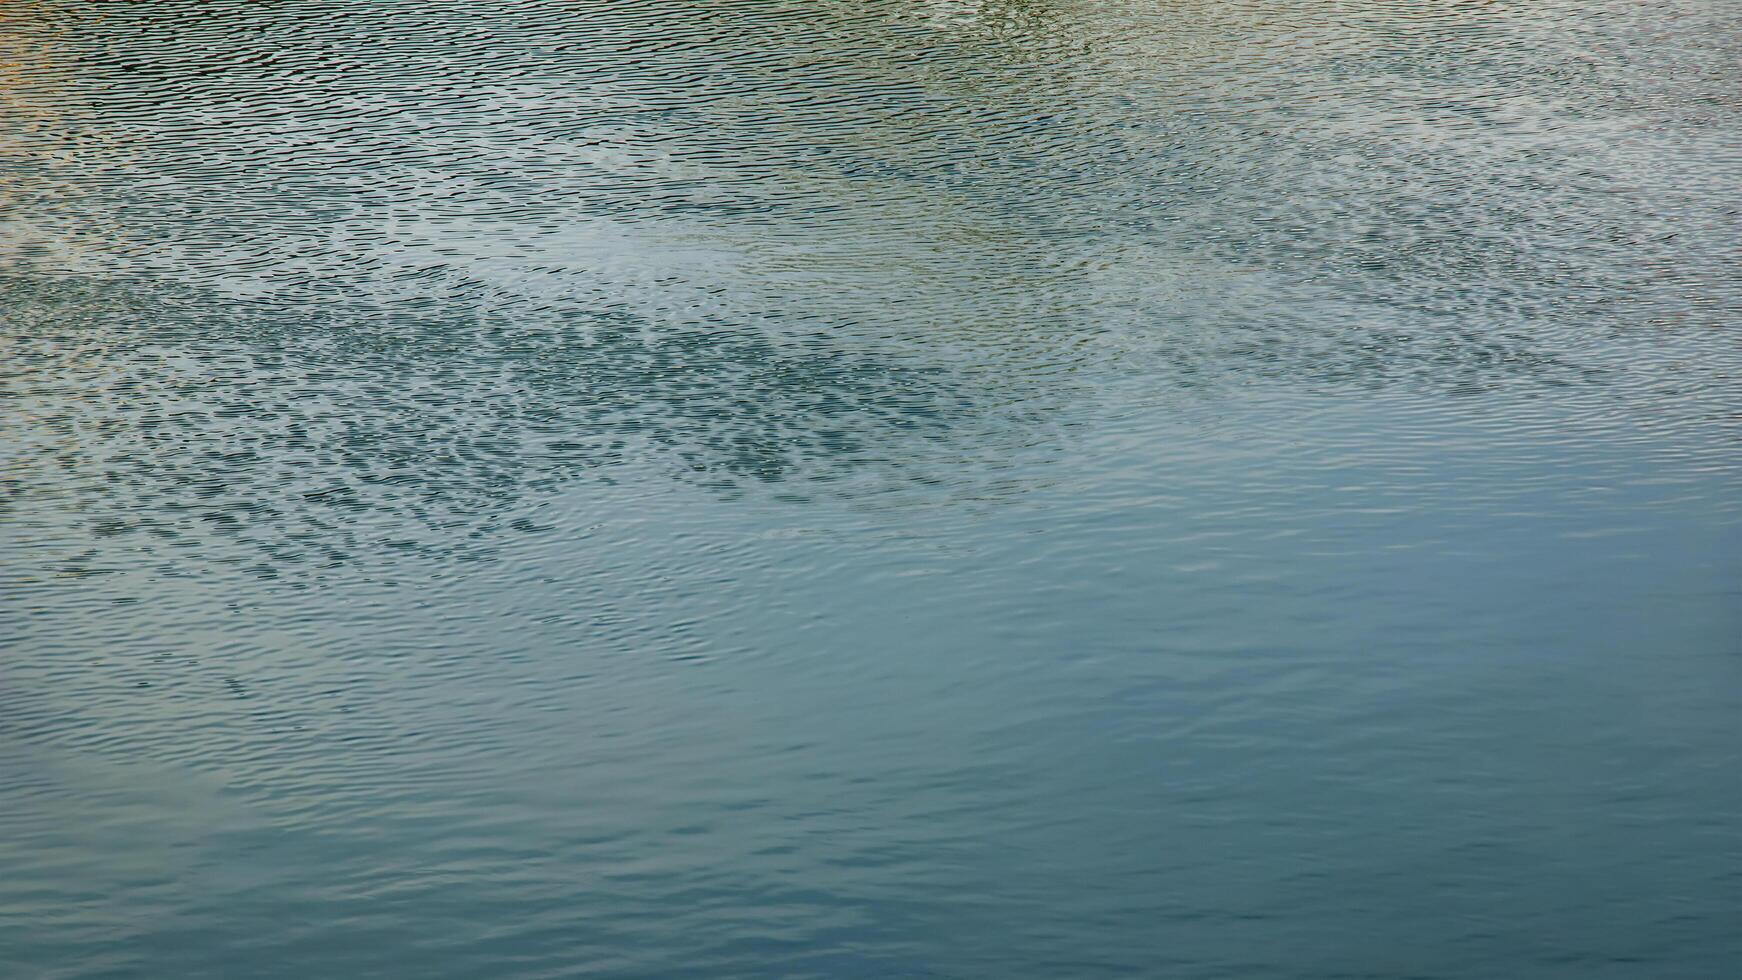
[{"xmin": 3, "ymin": 1, "xmax": 1740, "ymax": 976}]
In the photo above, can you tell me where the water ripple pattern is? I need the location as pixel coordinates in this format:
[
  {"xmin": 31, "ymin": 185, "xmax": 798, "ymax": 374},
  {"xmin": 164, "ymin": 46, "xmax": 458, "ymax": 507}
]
[{"xmin": 3, "ymin": 2, "xmax": 1740, "ymax": 978}]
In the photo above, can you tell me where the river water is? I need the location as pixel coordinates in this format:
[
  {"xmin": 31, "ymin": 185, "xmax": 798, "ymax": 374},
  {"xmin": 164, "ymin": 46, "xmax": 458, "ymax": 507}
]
[{"xmin": 3, "ymin": 1, "xmax": 1739, "ymax": 977}]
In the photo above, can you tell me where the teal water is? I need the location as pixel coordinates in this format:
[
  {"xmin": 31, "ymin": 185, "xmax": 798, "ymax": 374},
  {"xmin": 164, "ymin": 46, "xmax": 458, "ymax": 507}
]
[{"xmin": 3, "ymin": 1, "xmax": 1740, "ymax": 976}]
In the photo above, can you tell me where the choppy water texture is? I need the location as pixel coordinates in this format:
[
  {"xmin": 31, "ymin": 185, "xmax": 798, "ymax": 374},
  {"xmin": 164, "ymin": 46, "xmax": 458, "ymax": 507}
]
[{"xmin": 4, "ymin": 1, "xmax": 1741, "ymax": 976}]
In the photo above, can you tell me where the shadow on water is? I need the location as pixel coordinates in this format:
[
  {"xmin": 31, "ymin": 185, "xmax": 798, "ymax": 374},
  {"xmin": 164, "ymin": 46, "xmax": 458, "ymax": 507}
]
[{"xmin": 5, "ymin": 273, "xmax": 1015, "ymax": 577}]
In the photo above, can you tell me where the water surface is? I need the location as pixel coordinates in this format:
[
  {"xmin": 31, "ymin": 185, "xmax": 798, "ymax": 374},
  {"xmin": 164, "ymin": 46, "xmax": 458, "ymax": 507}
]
[{"xmin": 3, "ymin": 1, "xmax": 1740, "ymax": 977}]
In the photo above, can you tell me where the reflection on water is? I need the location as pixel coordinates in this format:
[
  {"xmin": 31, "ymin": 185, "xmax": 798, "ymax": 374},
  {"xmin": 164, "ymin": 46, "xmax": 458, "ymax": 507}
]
[
  {"xmin": 7, "ymin": 0, "xmax": 1739, "ymax": 568},
  {"xmin": 4, "ymin": 1, "xmax": 1740, "ymax": 977}
]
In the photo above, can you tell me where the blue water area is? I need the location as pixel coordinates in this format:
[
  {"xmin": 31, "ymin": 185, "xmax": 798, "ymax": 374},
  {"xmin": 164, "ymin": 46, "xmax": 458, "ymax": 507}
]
[{"xmin": 3, "ymin": 1, "xmax": 1739, "ymax": 977}]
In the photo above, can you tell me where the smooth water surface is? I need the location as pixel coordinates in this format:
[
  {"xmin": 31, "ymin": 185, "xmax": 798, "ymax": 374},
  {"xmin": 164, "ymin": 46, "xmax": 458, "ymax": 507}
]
[{"xmin": 4, "ymin": 1, "xmax": 1740, "ymax": 976}]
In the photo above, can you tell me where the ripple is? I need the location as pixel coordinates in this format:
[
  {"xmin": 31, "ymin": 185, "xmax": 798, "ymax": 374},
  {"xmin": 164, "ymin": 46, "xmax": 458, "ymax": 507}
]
[{"xmin": 3, "ymin": 1, "xmax": 1740, "ymax": 977}]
